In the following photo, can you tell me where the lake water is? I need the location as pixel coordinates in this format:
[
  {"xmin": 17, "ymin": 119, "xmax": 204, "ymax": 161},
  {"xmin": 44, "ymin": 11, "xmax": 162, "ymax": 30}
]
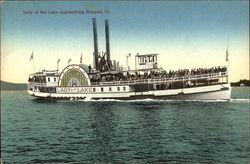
[{"xmin": 1, "ymin": 87, "xmax": 249, "ymax": 163}]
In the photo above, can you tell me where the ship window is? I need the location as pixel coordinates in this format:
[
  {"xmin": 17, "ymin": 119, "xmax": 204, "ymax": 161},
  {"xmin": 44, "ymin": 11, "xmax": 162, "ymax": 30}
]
[
  {"xmin": 93, "ymin": 88, "xmax": 96, "ymax": 92},
  {"xmin": 109, "ymin": 87, "xmax": 112, "ymax": 91},
  {"xmin": 123, "ymin": 87, "xmax": 126, "ymax": 91},
  {"xmin": 101, "ymin": 87, "xmax": 104, "ymax": 92},
  {"xmin": 117, "ymin": 87, "xmax": 120, "ymax": 91},
  {"xmin": 54, "ymin": 77, "xmax": 56, "ymax": 82},
  {"xmin": 48, "ymin": 78, "xmax": 50, "ymax": 82}
]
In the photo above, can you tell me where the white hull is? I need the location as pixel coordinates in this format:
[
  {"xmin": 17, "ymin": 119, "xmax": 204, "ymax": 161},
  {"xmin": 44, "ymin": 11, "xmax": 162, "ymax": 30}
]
[{"xmin": 28, "ymin": 83, "xmax": 231, "ymax": 100}]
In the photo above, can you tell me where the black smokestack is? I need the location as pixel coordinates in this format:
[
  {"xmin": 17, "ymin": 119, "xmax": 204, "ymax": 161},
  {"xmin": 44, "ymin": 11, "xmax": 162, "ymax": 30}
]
[
  {"xmin": 105, "ymin": 19, "xmax": 111, "ymax": 65},
  {"xmin": 92, "ymin": 18, "xmax": 99, "ymax": 69}
]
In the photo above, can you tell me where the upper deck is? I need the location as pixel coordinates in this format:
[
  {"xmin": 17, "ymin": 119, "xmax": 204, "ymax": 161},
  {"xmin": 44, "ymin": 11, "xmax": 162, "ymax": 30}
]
[{"xmin": 91, "ymin": 71, "xmax": 228, "ymax": 86}]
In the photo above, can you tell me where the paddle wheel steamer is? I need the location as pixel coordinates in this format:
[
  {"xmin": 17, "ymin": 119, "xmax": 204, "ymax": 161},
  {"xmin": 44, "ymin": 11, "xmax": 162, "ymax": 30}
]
[{"xmin": 28, "ymin": 18, "xmax": 230, "ymax": 100}]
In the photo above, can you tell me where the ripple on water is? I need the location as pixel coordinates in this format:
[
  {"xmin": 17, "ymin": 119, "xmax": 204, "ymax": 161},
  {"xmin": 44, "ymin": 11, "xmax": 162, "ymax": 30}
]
[{"xmin": 1, "ymin": 89, "xmax": 249, "ymax": 163}]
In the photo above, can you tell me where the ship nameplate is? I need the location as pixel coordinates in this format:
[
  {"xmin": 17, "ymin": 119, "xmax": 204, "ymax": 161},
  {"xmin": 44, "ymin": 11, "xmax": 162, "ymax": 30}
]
[{"xmin": 56, "ymin": 87, "xmax": 93, "ymax": 93}]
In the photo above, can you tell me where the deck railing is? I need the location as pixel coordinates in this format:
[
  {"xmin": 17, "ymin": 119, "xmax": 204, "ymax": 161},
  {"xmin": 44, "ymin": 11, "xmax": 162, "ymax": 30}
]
[
  {"xmin": 28, "ymin": 71, "xmax": 228, "ymax": 87},
  {"xmin": 91, "ymin": 71, "xmax": 228, "ymax": 86},
  {"xmin": 28, "ymin": 83, "xmax": 47, "ymax": 87},
  {"xmin": 28, "ymin": 82, "xmax": 58, "ymax": 87}
]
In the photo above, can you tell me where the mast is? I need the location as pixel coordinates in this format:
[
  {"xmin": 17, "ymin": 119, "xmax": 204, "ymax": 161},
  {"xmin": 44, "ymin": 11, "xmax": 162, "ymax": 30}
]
[{"xmin": 227, "ymin": 36, "xmax": 230, "ymax": 83}]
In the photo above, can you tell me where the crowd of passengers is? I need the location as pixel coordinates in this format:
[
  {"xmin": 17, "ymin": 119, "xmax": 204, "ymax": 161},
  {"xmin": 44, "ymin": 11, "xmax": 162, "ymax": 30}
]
[
  {"xmin": 28, "ymin": 66, "xmax": 227, "ymax": 83},
  {"xmin": 168, "ymin": 66, "xmax": 227, "ymax": 77},
  {"xmin": 28, "ymin": 76, "xmax": 46, "ymax": 83},
  {"xmin": 95, "ymin": 66, "xmax": 227, "ymax": 82}
]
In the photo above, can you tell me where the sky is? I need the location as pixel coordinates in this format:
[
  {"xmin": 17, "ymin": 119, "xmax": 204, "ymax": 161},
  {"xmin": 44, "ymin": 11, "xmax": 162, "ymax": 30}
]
[{"xmin": 1, "ymin": 1, "xmax": 249, "ymax": 83}]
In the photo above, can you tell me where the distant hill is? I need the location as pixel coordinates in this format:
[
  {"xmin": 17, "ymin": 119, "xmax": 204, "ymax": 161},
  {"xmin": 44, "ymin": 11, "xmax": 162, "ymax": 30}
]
[
  {"xmin": 0, "ymin": 81, "xmax": 27, "ymax": 90},
  {"xmin": 231, "ymin": 79, "xmax": 250, "ymax": 87}
]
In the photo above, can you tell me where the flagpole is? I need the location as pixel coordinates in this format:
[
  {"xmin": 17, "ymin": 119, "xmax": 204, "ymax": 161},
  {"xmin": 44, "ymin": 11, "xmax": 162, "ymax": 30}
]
[
  {"xmin": 80, "ymin": 53, "xmax": 82, "ymax": 64},
  {"xmin": 227, "ymin": 37, "xmax": 229, "ymax": 83},
  {"xmin": 227, "ymin": 55, "xmax": 229, "ymax": 83},
  {"xmin": 32, "ymin": 52, "xmax": 35, "ymax": 73},
  {"xmin": 57, "ymin": 59, "xmax": 60, "ymax": 71},
  {"xmin": 68, "ymin": 59, "xmax": 71, "ymax": 65},
  {"xmin": 33, "ymin": 58, "xmax": 35, "ymax": 73}
]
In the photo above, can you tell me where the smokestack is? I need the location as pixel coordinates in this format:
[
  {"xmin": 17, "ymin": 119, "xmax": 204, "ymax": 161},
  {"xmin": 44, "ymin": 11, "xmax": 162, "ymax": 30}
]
[
  {"xmin": 92, "ymin": 18, "xmax": 99, "ymax": 69},
  {"xmin": 92, "ymin": 53, "xmax": 96, "ymax": 68},
  {"xmin": 105, "ymin": 19, "xmax": 111, "ymax": 66}
]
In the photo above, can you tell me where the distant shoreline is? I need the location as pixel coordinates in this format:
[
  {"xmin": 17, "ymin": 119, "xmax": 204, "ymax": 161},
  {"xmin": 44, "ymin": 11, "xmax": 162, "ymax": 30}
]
[
  {"xmin": 1, "ymin": 81, "xmax": 27, "ymax": 90},
  {"xmin": 230, "ymin": 79, "xmax": 250, "ymax": 87}
]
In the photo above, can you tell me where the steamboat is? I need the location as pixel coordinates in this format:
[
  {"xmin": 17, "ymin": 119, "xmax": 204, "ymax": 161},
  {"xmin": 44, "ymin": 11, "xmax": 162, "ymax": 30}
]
[{"xmin": 28, "ymin": 18, "xmax": 231, "ymax": 100}]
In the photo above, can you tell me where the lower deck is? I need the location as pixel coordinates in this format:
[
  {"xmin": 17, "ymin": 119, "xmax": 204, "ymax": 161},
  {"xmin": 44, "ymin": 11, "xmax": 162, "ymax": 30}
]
[{"xmin": 28, "ymin": 83, "xmax": 231, "ymax": 100}]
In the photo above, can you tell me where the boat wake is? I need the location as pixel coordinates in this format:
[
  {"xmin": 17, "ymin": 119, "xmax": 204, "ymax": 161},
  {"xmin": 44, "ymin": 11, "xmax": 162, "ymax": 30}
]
[{"xmin": 230, "ymin": 98, "xmax": 250, "ymax": 103}]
